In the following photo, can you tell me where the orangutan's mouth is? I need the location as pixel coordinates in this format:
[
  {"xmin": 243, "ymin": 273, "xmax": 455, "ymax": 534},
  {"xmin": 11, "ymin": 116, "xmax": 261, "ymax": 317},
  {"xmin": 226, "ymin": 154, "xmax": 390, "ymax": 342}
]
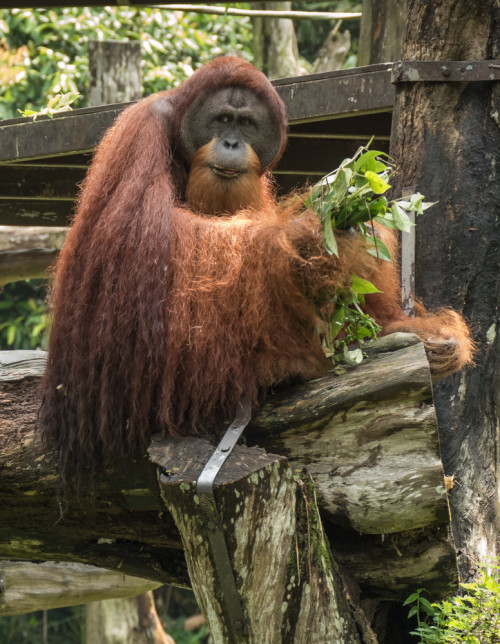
[{"xmin": 210, "ymin": 165, "xmax": 244, "ymax": 179}]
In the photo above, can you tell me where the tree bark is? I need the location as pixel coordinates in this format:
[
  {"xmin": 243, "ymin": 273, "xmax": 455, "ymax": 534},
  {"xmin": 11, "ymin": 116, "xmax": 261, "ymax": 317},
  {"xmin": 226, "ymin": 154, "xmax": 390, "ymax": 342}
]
[
  {"xmin": 88, "ymin": 41, "xmax": 142, "ymax": 108},
  {"xmin": 251, "ymin": 2, "xmax": 307, "ymax": 79},
  {"xmin": 312, "ymin": 26, "xmax": 351, "ymax": 74},
  {"xmin": 150, "ymin": 442, "xmax": 372, "ymax": 643},
  {"xmin": 85, "ymin": 591, "xmax": 174, "ymax": 644},
  {"xmin": 358, "ymin": 0, "xmax": 407, "ymax": 65},
  {"xmin": 0, "ymin": 336, "xmax": 458, "ymax": 613},
  {"xmin": 389, "ymin": 0, "xmax": 500, "ymax": 580}
]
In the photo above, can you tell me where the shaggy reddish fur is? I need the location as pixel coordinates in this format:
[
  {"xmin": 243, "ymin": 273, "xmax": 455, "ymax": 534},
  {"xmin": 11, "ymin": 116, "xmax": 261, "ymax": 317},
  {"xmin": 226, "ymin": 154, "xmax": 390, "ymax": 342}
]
[{"xmin": 39, "ymin": 57, "xmax": 473, "ymax": 486}]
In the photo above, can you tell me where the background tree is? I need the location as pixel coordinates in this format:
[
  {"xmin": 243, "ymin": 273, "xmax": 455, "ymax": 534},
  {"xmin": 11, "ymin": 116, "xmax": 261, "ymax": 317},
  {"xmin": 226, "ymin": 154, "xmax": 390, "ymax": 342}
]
[
  {"xmin": 390, "ymin": 0, "xmax": 500, "ymax": 582},
  {"xmin": 0, "ymin": 6, "xmax": 253, "ymax": 119}
]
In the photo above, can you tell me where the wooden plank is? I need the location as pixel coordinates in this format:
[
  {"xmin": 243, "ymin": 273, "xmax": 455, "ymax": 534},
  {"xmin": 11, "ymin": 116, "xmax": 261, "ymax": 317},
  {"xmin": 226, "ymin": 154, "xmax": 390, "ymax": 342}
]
[
  {"xmin": 278, "ymin": 137, "xmax": 390, "ymax": 175},
  {"xmin": 0, "ymin": 105, "xmax": 126, "ymax": 163},
  {"xmin": 0, "ymin": 66, "xmax": 395, "ymax": 164},
  {"xmin": 392, "ymin": 59, "xmax": 500, "ymax": 83},
  {"xmin": 0, "ymin": 199, "xmax": 74, "ymax": 226},
  {"xmin": 289, "ymin": 110, "xmax": 393, "ymax": 137},
  {"xmin": 0, "ymin": 166, "xmax": 84, "ymax": 200},
  {"xmin": 275, "ymin": 65, "xmax": 394, "ymax": 123}
]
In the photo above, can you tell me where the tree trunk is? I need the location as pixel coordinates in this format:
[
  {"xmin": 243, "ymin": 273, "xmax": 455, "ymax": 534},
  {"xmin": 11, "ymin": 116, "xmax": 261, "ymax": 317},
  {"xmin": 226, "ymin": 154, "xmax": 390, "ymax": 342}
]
[
  {"xmin": 389, "ymin": 0, "xmax": 500, "ymax": 580},
  {"xmin": 251, "ymin": 2, "xmax": 306, "ymax": 79},
  {"xmin": 312, "ymin": 26, "xmax": 351, "ymax": 74},
  {"xmin": 150, "ymin": 441, "xmax": 373, "ymax": 643},
  {"xmin": 85, "ymin": 591, "xmax": 174, "ymax": 644},
  {"xmin": 358, "ymin": 0, "xmax": 407, "ymax": 65}
]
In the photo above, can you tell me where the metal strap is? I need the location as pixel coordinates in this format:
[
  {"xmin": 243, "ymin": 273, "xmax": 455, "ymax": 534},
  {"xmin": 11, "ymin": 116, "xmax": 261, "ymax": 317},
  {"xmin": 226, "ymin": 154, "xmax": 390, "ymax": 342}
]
[
  {"xmin": 196, "ymin": 394, "xmax": 252, "ymax": 639},
  {"xmin": 392, "ymin": 60, "xmax": 500, "ymax": 84}
]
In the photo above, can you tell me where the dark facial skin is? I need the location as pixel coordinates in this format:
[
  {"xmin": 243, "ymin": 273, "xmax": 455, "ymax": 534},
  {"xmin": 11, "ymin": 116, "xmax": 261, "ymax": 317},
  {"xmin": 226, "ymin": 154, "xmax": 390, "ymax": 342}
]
[{"xmin": 180, "ymin": 86, "xmax": 282, "ymax": 176}]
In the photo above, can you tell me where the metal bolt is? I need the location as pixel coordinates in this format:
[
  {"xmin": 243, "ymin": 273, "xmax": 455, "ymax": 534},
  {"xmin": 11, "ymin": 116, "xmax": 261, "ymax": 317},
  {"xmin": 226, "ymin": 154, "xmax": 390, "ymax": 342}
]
[
  {"xmin": 207, "ymin": 520, "xmax": 216, "ymax": 530},
  {"xmin": 234, "ymin": 620, "xmax": 244, "ymax": 632},
  {"xmin": 441, "ymin": 66, "xmax": 451, "ymax": 77}
]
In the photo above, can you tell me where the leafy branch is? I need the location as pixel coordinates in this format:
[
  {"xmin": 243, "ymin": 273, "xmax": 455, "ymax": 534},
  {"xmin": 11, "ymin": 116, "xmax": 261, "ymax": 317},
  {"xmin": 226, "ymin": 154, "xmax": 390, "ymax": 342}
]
[
  {"xmin": 305, "ymin": 142, "xmax": 435, "ymax": 367},
  {"xmin": 18, "ymin": 91, "xmax": 80, "ymax": 119}
]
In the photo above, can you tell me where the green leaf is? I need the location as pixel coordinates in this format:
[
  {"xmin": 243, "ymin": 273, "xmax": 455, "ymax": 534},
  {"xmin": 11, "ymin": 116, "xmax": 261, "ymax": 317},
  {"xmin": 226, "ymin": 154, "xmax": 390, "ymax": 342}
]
[
  {"xmin": 6, "ymin": 324, "xmax": 17, "ymax": 346},
  {"xmin": 391, "ymin": 202, "xmax": 414, "ymax": 233},
  {"xmin": 364, "ymin": 170, "xmax": 391, "ymax": 195},
  {"xmin": 368, "ymin": 195, "xmax": 388, "ymax": 217},
  {"xmin": 343, "ymin": 345, "xmax": 364, "ymax": 365},
  {"xmin": 419, "ymin": 597, "xmax": 436, "ymax": 615},
  {"xmin": 329, "ymin": 306, "xmax": 346, "ymax": 338},
  {"xmin": 330, "ymin": 167, "xmax": 353, "ymax": 204},
  {"xmin": 407, "ymin": 192, "xmax": 427, "ymax": 214},
  {"xmin": 322, "ymin": 215, "xmax": 338, "ymax": 256},
  {"xmin": 407, "ymin": 606, "xmax": 418, "ymax": 619},
  {"xmin": 366, "ymin": 236, "xmax": 392, "ymax": 262},
  {"xmin": 350, "ymin": 274, "xmax": 382, "ymax": 295},
  {"xmin": 374, "ymin": 213, "xmax": 398, "ymax": 229},
  {"xmin": 351, "ymin": 149, "xmax": 390, "ymax": 174}
]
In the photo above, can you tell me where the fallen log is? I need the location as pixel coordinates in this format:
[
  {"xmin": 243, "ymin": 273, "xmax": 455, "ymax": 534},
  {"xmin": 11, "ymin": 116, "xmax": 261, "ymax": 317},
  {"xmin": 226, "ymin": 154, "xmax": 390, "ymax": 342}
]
[
  {"xmin": 0, "ymin": 226, "xmax": 66, "ymax": 286},
  {"xmin": 0, "ymin": 561, "xmax": 162, "ymax": 616},
  {"xmin": 0, "ymin": 335, "xmax": 457, "ymax": 616}
]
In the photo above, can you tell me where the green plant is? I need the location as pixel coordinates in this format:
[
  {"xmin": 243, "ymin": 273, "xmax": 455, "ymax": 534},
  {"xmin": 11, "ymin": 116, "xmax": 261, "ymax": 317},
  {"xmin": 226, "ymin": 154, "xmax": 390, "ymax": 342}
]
[
  {"xmin": 18, "ymin": 90, "xmax": 80, "ymax": 119},
  {"xmin": 0, "ymin": 6, "xmax": 253, "ymax": 119},
  {"xmin": 0, "ymin": 280, "xmax": 49, "ymax": 350},
  {"xmin": 304, "ymin": 143, "xmax": 434, "ymax": 366},
  {"xmin": 405, "ymin": 563, "xmax": 500, "ymax": 643}
]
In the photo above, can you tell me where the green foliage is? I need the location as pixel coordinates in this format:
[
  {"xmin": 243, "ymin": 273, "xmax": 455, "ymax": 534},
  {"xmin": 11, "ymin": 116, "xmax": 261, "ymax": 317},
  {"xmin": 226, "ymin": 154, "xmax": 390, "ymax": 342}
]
[
  {"xmin": 321, "ymin": 277, "xmax": 382, "ymax": 368},
  {"xmin": 305, "ymin": 143, "xmax": 434, "ymax": 257},
  {"xmin": 305, "ymin": 143, "xmax": 434, "ymax": 365},
  {"xmin": 0, "ymin": 6, "xmax": 253, "ymax": 119},
  {"xmin": 0, "ymin": 607, "xmax": 83, "ymax": 644},
  {"xmin": 18, "ymin": 90, "xmax": 80, "ymax": 119},
  {"xmin": 405, "ymin": 563, "xmax": 500, "ymax": 643},
  {"xmin": 0, "ymin": 280, "xmax": 49, "ymax": 350}
]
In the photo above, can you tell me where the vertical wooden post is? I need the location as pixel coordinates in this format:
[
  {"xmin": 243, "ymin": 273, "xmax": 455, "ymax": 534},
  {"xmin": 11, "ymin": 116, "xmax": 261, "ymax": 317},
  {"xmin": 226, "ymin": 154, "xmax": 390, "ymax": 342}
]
[
  {"xmin": 88, "ymin": 41, "xmax": 142, "ymax": 107},
  {"xmin": 149, "ymin": 438, "xmax": 375, "ymax": 643}
]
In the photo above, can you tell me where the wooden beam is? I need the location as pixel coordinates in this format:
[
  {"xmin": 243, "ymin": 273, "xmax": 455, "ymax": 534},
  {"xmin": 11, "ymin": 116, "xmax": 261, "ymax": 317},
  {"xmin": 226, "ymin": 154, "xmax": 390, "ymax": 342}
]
[
  {"xmin": 0, "ymin": 65, "xmax": 394, "ymax": 164},
  {"xmin": 0, "ymin": 105, "xmax": 126, "ymax": 163},
  {"xmin": 0, "ymin": 199, "xmax": 73, "ymax": 227},
  {"xmin": 274, "ymin": 64, "xmax": 394, "ymax": 123},
  {"xmin": 0, "ymin": 165, "xmax": 84, "ymax": 200}
]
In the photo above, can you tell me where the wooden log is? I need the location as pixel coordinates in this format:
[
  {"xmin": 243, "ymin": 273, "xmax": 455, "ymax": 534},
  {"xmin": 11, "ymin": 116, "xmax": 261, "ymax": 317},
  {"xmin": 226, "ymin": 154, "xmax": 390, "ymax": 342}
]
[
  {"xmin": 0, "ymin": 561, "xmax": 161, "ymax": 616},
  {"xmin": 0, "ymin": 339, "xmax": 458, "ymax": 600},
  {"xmin": 149, "ymin": 440, "xmax": 372, "ymax": 643},
  {"xmin": 249, "ymin": 334, "xmax": 448, "ymax": 534}
]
